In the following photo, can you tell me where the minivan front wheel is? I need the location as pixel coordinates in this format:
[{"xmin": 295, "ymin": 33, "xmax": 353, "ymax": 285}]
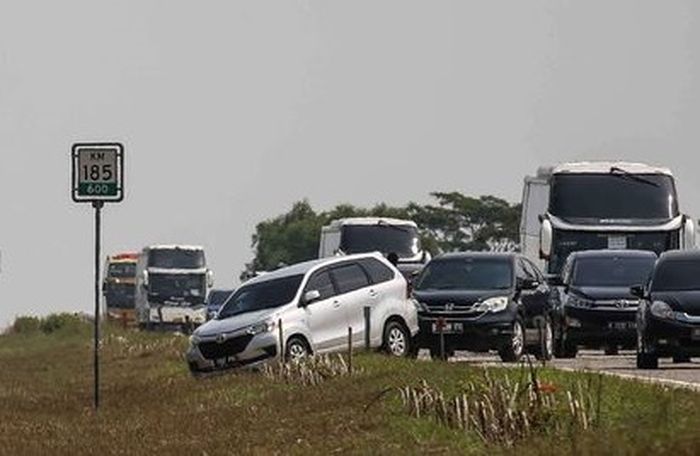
[
  {"xmin": 285, "ymin": 337, "xmax": 310, "ymax": 363},
  {"xmin": 383, "ymin": 321, "xmax": 410, "ymax": 357},
  {"xmin": 499, "ymin": 319, "xmax": 525, "ymax": 362}
]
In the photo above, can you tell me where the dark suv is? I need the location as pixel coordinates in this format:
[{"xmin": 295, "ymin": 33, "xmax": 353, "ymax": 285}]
[
  {"xmin": 551, "ymin": 250, "xmax": 656, "ymax": 358},
  {"xmin": 412, "ymin": 252, "xmax": 552, "ymax": 362},
  {"xmin": 634, "ymin": 250, "xmax": 700, "ymax": 369}
]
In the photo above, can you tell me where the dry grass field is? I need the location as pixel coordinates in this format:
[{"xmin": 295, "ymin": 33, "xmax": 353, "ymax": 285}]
[{"xmin": 2, "ymin": 315, "xmax": 700, "ymax": 455}]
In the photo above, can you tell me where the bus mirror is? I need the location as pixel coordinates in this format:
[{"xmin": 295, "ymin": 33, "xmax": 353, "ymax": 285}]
[
  {"xmin": 141, "ymin": 270, "xmax": 149, "ymax": 289},
  {"xmin": 683, "ymin": 216, "xmax": 696, "ymax": 249},
  {"xmin": 540, "ymin": 219, "xmax": 553, "ymax": 259},
  {"xmin": 206, "ymin": 269, "xmax": 214, "ymax": 287}
]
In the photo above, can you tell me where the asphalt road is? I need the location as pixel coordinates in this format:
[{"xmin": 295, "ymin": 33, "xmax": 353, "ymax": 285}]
[{"xmin": 443, "ymin": 350, "xmax": 700, "ymax": 391}]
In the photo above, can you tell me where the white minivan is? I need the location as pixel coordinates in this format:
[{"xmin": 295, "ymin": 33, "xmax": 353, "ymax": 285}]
[{"xmin": 186, "ymin": 253, "xmax": 418, "ymax": 373}]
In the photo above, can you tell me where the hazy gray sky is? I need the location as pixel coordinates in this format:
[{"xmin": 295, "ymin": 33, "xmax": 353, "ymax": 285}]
[{"xmin": 1, "ymin": 1, "xmax": 700, "ymax": 326}]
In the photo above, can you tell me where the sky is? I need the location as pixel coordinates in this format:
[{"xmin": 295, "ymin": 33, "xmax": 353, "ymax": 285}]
[{"xmin": 1, "ymin": 1, "xmax": 700, "ymax": 327}]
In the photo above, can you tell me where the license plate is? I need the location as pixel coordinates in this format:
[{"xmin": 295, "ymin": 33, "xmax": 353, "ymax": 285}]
[
  {"xmin": 431, "ymin": 322, "xmax": 463, "ymax": 334},
  {"xmin": 607, "ymin": 235, "xmax": 627, "ymax": 249},
  {"xmin": 608, "ymin": 321, "xmax": 635, "ymax": 330},
  {"xmin": 691, "ymin": 329, "xmax": 700, "ymax": 340}
]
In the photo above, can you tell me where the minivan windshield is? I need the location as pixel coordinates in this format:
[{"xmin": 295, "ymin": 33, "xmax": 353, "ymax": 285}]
[
  {"xmin": 217, "ymin": 275, "xmax": 303, "ymax": 319},
  {"xmin": 148, "ymin": 249, "xmax": 205, "ymax": 269},
  {"xmin": 571, "ymin": 256, "xmax": 655, "ymax": 287},
  {"xmin": 340, "ymin": 224, "xmax": 421, "ymax": 258},
  {"xmin": 651, "ymin": 260, "xmax": 700, "ymax": 292},
  {"xmin": 549, "ymin": 173, "xmax": 678, "ymax": 220},
  {"xmin": 415, "ymin": 258, "xmax": 513, "ymax": 291}
]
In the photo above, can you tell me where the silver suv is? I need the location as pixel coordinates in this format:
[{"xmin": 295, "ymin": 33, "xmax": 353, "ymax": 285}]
[{"xmin": 186, "ymin": 253, "xmax": 418, "ymax": 373}]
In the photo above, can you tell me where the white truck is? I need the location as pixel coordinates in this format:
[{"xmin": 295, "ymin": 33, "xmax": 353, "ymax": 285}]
[
  {"xmin": 135, "ymin": 245, "xmax": 214, "ymax": 331},
  {"xmin": 318, "ymin": 217, "xmax": 430, "ymax": 278},
  {"xmin": 520, "ymin": 161, "xmax": 696, "ymax": 276}
]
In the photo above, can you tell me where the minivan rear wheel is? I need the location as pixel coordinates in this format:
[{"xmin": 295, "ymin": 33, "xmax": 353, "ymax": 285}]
[{"xmin": 383, "ymin": 321, "xmax": 410, "ymax": 357}]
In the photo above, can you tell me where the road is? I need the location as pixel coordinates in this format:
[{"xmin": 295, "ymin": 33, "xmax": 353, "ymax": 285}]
[{"xmin": 442, "ymin": 350, "xmax": 700, "ymax": 391}]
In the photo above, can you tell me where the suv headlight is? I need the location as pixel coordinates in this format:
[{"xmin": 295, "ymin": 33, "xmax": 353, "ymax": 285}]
[
  {"xmin": 246, "ymin": 320, "xmax": 277, "ymax": 336},
  {"xmin": 473, "ymin": 296, "xmax": 509, "ymax": 313},
  {"xmin": 567, "ymin": 295, "xmax": 594, "ymax": 308},
  {"xmin": 650, "ymin": 301, "xmax": 674, "ymax": 320}
]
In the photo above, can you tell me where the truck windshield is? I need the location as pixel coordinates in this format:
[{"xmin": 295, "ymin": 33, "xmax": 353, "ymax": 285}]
[
  {"xmin": 217, "ymin": 275, "xmax": 303, "ymax": 319},
  {"xmin": 108, "ymin": 263, "xmax": 136, "ymax": 278},
  {"xmin": 572, "ymin": 256, "xmax": 655, "ymax": 287},
  {"xmin": 148, "ymin": 249, "xmax": 205, "ymax": 269},
  {"xmin": 652, "ymin": 260, "xmax": 700, "ymax": 292},
  {"xmin": 340, "ymin": 224, "xmax": 421, "ymax": 258},
  {"xmin": 415, "ymin": 258, "xmax": 513, "ymax": 291},
  {"xmin": 549, "ymin": 173, "xmax": 678, "ymax": 220}
]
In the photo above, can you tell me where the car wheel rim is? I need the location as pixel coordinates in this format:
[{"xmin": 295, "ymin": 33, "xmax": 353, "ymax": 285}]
[
  {"xmin": 388, "ymin": 327, "xmax": 406, "ymax": 356},
  {"xmin": 512, "ymin": 322, "xmax": 524, "ymax": 356},
  {"xmin": 288, "ymin": 342, "xmax": 307, "ymax": 362}
]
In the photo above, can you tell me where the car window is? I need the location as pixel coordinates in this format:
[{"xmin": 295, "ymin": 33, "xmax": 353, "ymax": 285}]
[
  {"xmin": 305, "ymin": 270, "xmax": 336, "ymax": 301},
  {"xmin": 358, "ymin": 258, "xmax": 395, "ymax": 284},
  {"xmin": 331, "ymin": 263, "xmax": 370, "ymax": 294}
]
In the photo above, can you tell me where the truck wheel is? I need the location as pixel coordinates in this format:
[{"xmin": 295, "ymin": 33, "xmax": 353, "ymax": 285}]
[{"xmin": 499, "ymin": 319, "xmax": 525, "ymax": 362}]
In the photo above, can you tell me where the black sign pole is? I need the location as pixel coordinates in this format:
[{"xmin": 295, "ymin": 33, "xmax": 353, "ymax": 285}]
[{"xmin": 93, "ymin": 200, "xmax": 104, "ymax": 410}]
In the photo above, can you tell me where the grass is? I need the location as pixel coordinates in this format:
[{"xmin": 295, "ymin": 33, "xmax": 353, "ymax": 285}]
[{"xmin": 1, "ymin": 320, "xmax": 700, "ymax": 455}]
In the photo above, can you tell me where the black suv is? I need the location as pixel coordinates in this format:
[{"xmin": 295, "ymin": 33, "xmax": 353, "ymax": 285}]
[
  {"xmin": 551, "ymin": 250, "xmax": 656, "ymax": 358},
  {"xmin": 634, "ymin": 250, "xmax": 700, "ymax": 369},
  {"xmin": 412, "ymin": 252, "xmax": 552, "ymax": 362}
]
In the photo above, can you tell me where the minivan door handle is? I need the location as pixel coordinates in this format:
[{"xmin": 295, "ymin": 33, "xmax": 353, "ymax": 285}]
[
  {"xmin": 332, "ymin": 300, "xmax": 341, "ymax": 309},
  {"xmin": 368, "ymin": 289, "xmax": 379, "ymax": 298}
]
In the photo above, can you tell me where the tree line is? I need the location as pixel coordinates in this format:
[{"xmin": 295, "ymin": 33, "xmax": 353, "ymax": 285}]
[{"xmin": 241, "ymin": 192, "xmax": 521, "ymax": 279}]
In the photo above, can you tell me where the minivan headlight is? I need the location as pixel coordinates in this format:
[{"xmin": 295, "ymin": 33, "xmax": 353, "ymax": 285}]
[
  {"xmin": 246, "ymin": 320, "xmax": 277, "ymax": 336},
  {"xmin": 650, "ymin": 301, "xmax": 674, "ymax": 320},
  {"xmin": 473, "ymin": 296, "xmax": 509, "ymax": 313}
]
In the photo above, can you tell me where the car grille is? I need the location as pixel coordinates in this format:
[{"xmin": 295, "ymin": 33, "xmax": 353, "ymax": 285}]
[{"xmin": 198, "ymin": 334, "xmax": 254, "ymax": 360}]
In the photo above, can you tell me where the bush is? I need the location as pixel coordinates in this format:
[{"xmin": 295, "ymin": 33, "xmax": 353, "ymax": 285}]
[
  {"xmin": 7, "ymin": 313, "xmax": 89, "ymax": 335},
  {"xmin": 10, "ymin": 316, "xmax": 42, "ymax": 334}
]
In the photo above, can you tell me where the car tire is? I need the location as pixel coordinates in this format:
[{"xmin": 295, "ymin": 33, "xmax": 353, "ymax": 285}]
[
  {"xmin": 383, "ymin": 321, "xmax": 411, "ymax": 357},
  {"xmin": 636, "ymin": 327, "xmax": 658, "ymax": 369},
  {"xmin": 534, "ymin": 318, "xmax": 554, "ymax": 361},
  {"xmin": 672, "ymin": 354, "xmax": 691, "ymax": 363},
  {"xmin": 499, "ymin": 319, "xmax": 525, "ymax": 362},
  {"xmin": 285, "ymin": 336, "xmax": 310, "ymax": 362}
]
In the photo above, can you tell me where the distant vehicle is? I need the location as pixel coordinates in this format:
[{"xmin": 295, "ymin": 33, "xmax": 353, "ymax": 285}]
[
  {"xmin": 633, "ymin": 250, "xmax": 700, "ymax": 369},
  {"xmin": 551, "ymin": 250, "xmax": 657, "ymax": 358},
  {"xmin": 520, "ymin": 162, "xmax": 696, "ymax": 276},
  {"xmin": 186, "ymin": 253, "xmax": 418, "ymax": 374},
  {"xmin": 135, "ymin": 245, "xmax": 214, "ymax": 331},
  {"xmin": 103, "ymin": 252, "xmax": 139, "ymax": 324},
  {"xmin": 205, "ymin": 289, "xmax": 233, "ymax": 320},
  {"xmin": 318, "ymin": 217, "xmax": 430, "ymax": 278},
  {"xmin": 412, "ymin": 252, "xmax": 553, "ymax": 362}
]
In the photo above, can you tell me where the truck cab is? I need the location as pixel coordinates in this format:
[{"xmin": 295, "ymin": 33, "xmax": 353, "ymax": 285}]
[
  {"xmin": 135, "ymin": 245, "xmax": 214, "ymax": 331},
  {"xmin": 318, "ymin": 217, "xmax": 430, "ymax": 278},
  {"xmin": 520, "ymin": 162, "xmax": 696, "ymax": 276}
]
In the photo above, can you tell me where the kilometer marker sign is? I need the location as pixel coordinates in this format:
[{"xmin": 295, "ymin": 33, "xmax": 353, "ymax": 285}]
[{"xmin": 71, "ymin": 143, "xmax": 124, "ymax": 202}]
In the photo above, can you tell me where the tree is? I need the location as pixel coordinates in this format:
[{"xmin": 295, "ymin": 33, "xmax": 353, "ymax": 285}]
[{"xmin": 241, "ymin": 193, "xmax": 521, "ymax": 279}]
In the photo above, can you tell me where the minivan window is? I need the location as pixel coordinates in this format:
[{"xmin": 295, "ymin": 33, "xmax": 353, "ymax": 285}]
[
  {"xmin": 217, "ymin": 275, "xmax": 303, "ymax": 319},
  {"xmin": 331, "ymin": 263, "xmax": 370, "ymax": 294},
  {"xmin": 415, "ymin": 258, "xmax": 513, "ymax": 291},
  {"xmin": 305, "ymin": 271, "xmax": 336, "ymax": 301},
  {"xmin": 651, "ymin": 260, "xmax": 700, "ymax": 292},
  {"xmin": 358, "ymin": 258, "xmax": 395, "ymax": 284},
  {"xmin": 572, "ymin": 257, "xmax": 655, "ymax": 287}
]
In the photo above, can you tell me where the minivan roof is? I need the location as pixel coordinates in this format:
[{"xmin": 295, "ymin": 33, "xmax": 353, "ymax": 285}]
[{"xmin": 242, "ymin": 252, "xmax": 388, "ymax": 286}]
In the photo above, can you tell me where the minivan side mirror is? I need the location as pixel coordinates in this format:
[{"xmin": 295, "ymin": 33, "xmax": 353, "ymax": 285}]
[
  {"xmin": 301, "ymin": 290, "xmax": 321, "ymax": 307},
  {"xmin": 630, "ymin": 285, "xmax": 646, "ymax": 299}
]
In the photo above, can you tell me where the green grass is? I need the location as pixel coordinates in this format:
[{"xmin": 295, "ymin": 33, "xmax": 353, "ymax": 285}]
[{"xmin": 1, "ymin": 321, "xmax": 700, "ymax": 455}]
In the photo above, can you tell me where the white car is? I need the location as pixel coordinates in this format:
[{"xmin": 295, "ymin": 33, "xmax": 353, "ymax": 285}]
[{"xmin": 186, "ymin": 253, "xmax": 418, "ymax": 373}]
